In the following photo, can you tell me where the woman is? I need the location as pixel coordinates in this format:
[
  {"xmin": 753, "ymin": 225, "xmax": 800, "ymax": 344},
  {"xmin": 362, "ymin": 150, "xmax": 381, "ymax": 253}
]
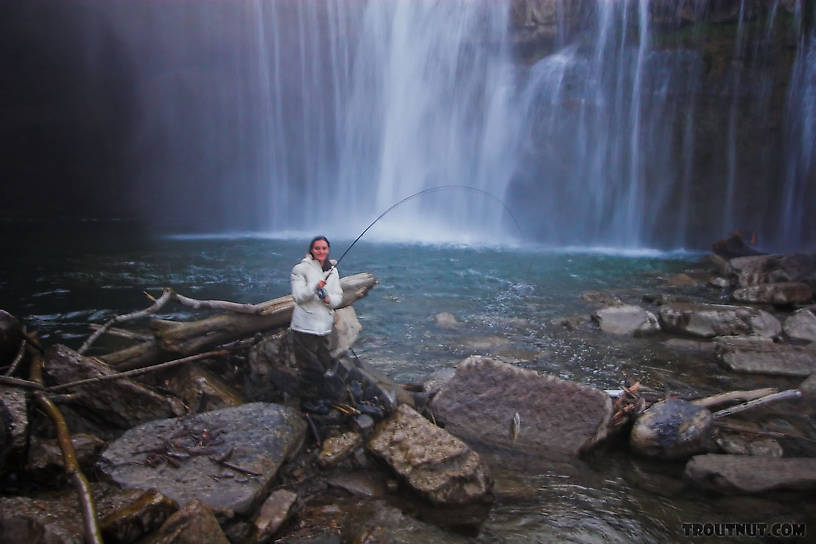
[{"xmin": 289, "ymin": 236, "xmax": 345, "ymax": 402}]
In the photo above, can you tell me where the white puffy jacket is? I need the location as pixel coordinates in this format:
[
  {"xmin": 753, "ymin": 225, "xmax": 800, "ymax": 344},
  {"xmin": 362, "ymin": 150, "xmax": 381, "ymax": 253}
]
[{"xmin": 289, "ymin": 255, "xmax": 343, "ymax": 335}]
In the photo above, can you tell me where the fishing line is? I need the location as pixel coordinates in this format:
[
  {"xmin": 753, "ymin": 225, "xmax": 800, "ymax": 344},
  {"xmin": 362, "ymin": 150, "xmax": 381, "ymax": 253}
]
[{"xmin": 331, "ymin": 184, "xmax": 526, "ymax": 270}]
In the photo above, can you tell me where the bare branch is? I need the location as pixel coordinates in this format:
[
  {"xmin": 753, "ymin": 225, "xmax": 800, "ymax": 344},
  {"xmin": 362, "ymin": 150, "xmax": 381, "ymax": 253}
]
[
  {"xmin": 88, "ymin": 324, "xmax": 152, "ymax": 342},
  {"xmin": 0, "ymin": 375, "xmax": 44, "ymax": 390},
  {"xmin": 28, "ymin": 345, "xmax": 103, "ymax": 544},
  {"xmin": 172, "ymin": 292, "xmax": 265, "ymax": 314},
  {"xmin": 692, "ymin": 387, "xmax": 779, "ymax": 409},
  {"xmin": 78, "ymin": 288, "xmax": 173, "ymax": 355},
  {"xmin": 712, "ymin": 389, "xmax": 803, "ymax": 419},
  {"xmin": 48, "ymin": 350, "xmax": 228, "ymax": 392}
]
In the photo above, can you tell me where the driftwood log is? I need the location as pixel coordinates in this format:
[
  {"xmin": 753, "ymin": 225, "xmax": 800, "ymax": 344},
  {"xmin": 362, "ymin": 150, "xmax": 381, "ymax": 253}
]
[{"xmin": 101, "ymin": 272, "xmax": 377, "ymax": 370}]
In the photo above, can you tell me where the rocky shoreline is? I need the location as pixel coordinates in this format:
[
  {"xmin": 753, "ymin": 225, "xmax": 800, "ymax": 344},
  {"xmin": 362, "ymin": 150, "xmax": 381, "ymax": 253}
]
[{"xmin": 2, "ymin": 242, "xmax": 816, "ymax": 542}]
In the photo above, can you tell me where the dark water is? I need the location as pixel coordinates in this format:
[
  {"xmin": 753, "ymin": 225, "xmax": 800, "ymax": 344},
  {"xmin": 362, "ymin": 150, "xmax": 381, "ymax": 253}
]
[{"xmin": 2, "ymin": 229, "xmax": 814, "ymax": 542}]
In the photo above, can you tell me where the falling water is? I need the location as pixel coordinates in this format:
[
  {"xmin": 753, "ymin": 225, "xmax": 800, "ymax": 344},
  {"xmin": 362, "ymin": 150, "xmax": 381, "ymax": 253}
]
[{"xmin": 81, "ymin": 0, "xmax": 814, "ymax": 249}]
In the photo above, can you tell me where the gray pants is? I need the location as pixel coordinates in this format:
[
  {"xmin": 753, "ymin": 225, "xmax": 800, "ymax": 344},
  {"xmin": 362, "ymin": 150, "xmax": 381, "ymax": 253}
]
[{"xmin": 291, "ymin": 330, "xmax": 345, "ymax": 401}]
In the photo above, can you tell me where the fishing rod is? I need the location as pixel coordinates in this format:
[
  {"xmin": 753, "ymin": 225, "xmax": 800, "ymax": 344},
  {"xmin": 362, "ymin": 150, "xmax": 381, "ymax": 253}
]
[{"xmin": 330, "ymin": 184, "xmax": 525, "ymax": 273}]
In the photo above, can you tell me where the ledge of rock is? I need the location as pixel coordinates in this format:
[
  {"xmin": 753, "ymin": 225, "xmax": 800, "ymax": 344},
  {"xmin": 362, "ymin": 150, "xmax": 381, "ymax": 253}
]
[
  {"xmin": 714, "ymin": 336, "xmax": 816, "ymax": 377},
  {"xmin": 430, "ymin": 356, "xmax": 612, "ymax": 458},
  {"xmin": 658, "ymin": 303, "xmax": 781, "ymax": 338},
  {"xmin": 732, "ymin": 282, "xmax": 813, "ymax": 305},
  {"xmin": 368, "ymin": 404, "xmax": 492, "ymax": 505},
  {"xmin": 99, "ymin": 403, "xmax": 306, "ymax": 516},
  {"xmin": 684, "ymin": 454, "xmax": 816, "ymax": 494}
]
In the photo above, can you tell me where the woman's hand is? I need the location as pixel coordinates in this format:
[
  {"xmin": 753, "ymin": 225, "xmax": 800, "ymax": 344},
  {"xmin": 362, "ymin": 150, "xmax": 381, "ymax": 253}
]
[{"xmin": 317, "ymin": 280, "xmax": 327, "ymax": 289}]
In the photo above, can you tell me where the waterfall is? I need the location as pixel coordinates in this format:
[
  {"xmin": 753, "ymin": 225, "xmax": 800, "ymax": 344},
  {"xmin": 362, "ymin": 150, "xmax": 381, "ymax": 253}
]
[{"xmin": 80, "ymin": 0, "xmax": 814, "ymax": 249}]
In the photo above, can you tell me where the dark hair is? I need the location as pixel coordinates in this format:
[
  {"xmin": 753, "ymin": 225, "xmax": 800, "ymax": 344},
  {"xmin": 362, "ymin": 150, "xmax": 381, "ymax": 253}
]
[{"xmin": 308, "ymin": 236, "xmax": 333, "ymax": 271}]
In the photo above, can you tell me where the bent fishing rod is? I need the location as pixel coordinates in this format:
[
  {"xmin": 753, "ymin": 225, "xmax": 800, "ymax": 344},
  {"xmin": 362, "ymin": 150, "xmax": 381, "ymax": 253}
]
[{"xmin": 321, "ymin": 184, "xmax": 525, "ymax": 282}]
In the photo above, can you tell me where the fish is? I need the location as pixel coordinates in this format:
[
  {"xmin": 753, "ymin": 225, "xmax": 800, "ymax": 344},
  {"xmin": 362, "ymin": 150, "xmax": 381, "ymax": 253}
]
[{"xmin": 510, "ymin": 411, "xmax": 521, "ymax": 443}]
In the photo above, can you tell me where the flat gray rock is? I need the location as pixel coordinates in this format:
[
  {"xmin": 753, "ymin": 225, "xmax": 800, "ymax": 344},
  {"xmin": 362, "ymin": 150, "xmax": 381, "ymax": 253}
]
[
  {"xmin": 592, "ymin": 304, "xmax": 659, "ymax": 336},
  {"xmin": 430, "ymin": 356, "xmax": 612, "ymax": 458},
  {"xmin": 685, "ymin": 454, "xmax": 816, "ymax": 493},
  {"xmin": 658, "ymin": 303, "xmax": 781, "ymax": 338},
  {"xmin": 99, "ymin": 403, "xmax": 305, "ymax": 515},
  {"xmin": 715, "ymin": 336, "xmax": 816, "ymax": 377},
  {"xmin": 784, "ymin": 308, "xmax": 816, "ymax": 343}
]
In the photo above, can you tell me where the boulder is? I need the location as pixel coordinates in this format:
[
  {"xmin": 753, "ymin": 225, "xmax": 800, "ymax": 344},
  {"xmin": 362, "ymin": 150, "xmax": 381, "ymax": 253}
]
[
  {"xmin": 592, "ymin": 305, "xmax": 660, "ymax": 336},
  {"xmin": 163, "ymin": 365, "xmax": 244, "ymax": 414},
  {"xmin": 99, "ymin": 403, "xmax": 306, "ymax": 516},
  {"xmin": 714, "ymin": 432, "xmax": 783, "ymax": 457},
  {"xmin": 26, "ymin": 433, "xmax": 105, "ymax": 477},
  {"xmin": 658, "ymin": 303, "xmax": 781, "ymax": 338},
  {"xmin": 630, "ymin": 399, "xmax": 713, "ymax": 459},
  {"xmin": 0, "ymin": 310, "xmax": 23, "ymax": 365},
  {"xmin": 318, "ymin": 432, "xmax": 363, "ymax": 468},
  {"xmin": 43, "ymin": 344, "xmax": 186, "ymax": 429},
  {"xmin": 430, "ymin": 356, "xmax": 612, "ymax": 457},
  {"xmin": 729, "ymin": 253, "xmax": 816, "ymax": 288},
  {"xmin": 252, "ymin": 489, "xmax": 298, "ymax": 543},
  {"xmin": 732, "ymin": 282, "xmax": 813, "ymax": 305},
  {"xmin": 433, "ymin": 312, "xmax": 460, "ymax": 329},
  {"xmin": 0, "ymin": 385, "xmax": 28, "ymax": 473},
  {"xmin": 100, "ymin": 489, "xmax": 179, "ymax": 544},
  {"xmin": 145, "ymin": 499, "xmax": 229, "ymax": 544},
  {"xmin": 784, "ymin": 308, "xmax": 816, "ymax": 343},
  {"xmin": 368, "ymin": 404, "xmax": 492, "ymax": 505},
  {"xmin": 715, "ymin": 336, "xmax": 816, "ymax": 377},
  {"xmin": 684, "ymin": 455, "xmax": 816, "ymax": 494},
  {"xmin": 329, "ymin": 306, "xmax": 362, "ymax": 357}
]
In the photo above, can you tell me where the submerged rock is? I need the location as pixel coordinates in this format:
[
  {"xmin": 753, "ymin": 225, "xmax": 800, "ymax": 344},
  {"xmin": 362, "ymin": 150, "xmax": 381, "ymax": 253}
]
[
  {"xmin": 44, "ymin": 344, "xmax": 186, "ymax": 429},
  {"xmin": 368, "ymin": 404, "xmax": 492, "ymax": 505},
  {"xmin": 592, "ymin": 304, "xmax": 660, "ymax": 336},
  {"xmin": 658, "ymin": 303, "xmax": 781, "ymax": 338},
  {"xmin": 732, "ymin": 282, "xmax": 813, "ymax": 305},
  {"xmin": 99, "ymin": 403, "xmax": 306, "ymax": 516},
  {"xmin": 784, "ymin": 308, "xmax": 816, "ymax": 343},
  {"xmin": 433, "ymin": 312, "xmax": 460, "ymax": 329},
  {"xmin": 685, "ymin": 454, "xmax": 816, "ymax": 494},
  {"xmin": 430, "ymin": 356, "xmax": 612, "ymax": 457},
  {"xmin": 715, "ymin": 336, "xmax": 816, "ymax": 377},
  {"xmin": 630, "ymin": 399, "xmax": 713, "ymax": 459},
  {"xmin": 145, "ymin": 498, "xmax": 229, "ymax": 544}
]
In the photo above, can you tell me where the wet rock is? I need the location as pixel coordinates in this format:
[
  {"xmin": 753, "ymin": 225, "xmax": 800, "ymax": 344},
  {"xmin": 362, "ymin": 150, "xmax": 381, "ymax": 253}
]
[
  {"xmin": 714, "ymin": 432, "xmax": 783, "ymax": 457},
  {"xmin": 732, "ymin": 282, "xmax": 813, "ymax": 305},
  {"xmin": 44, "ymin": 344, "xmax": 186, "ymax": 429},
  {"xmin": 581, "ymin": 290, "xmax": 622, "ymax": 307},
  {"xmin": 729, "ymin": 252, "xmax": 816, "ymax": 288},
  {"xmin": 658, "ymin": 302, "xmax": 781, "ymax": 338},
  {"xmin": 329, "ymin": 306, "xmax": 362, "ymax": 357},
  {"xmin": 0, "ymin": 310, "xmax": 23, "ymax": 365},
  {"xmin": 662, "ymin": 338, "xmax": 716, "ymax": 353},
  {"xmin": 145, "ymin": 498, "xmax": 229, "ymax": 544},
  {"xmin": 0, "ymin": 494, "xmax": 86, "ymax": 543},
  {"xmin": 26, "ymin": 432, "xmax": 105, "ymax": 476},
  {"xmin": 0, "ymin": 385, "xmax": 28, "ymax": 473},
  {"xmin": 99, "ymin": 402, "xmax": 306, "ymax": 516},
  {"xmin": 253, "ymin": 489, "xmax": 298, "ymax": 543},
  {"xmin": 630, "ymin": 399, "xmax": 713, "ymax": 459},
  {"xmin": 491, "ymin": 470, "xmax": 538, "ymax": 502},
  {"xmin": 684, "ymin": 455, "xmax": 816, "ymax": 494},
  {"xmin": 164, "ymin": 365, "xmax": 244, "ymax": 414},
  {"xmin": 421, "ymin": 367, "xmax": 456, "ymax": 397},
  {"xmin": 459, "ymin": 335, "xmax": 510, "ymax": 351},
  {"xmin": 327, "ymin": 471, "xmax": 388, "ymax": 498},
  {"xmin": 714, "ymin": 336, "xmax": 816, "ymax": 377},
  {"xmin": 430, "ymin": 356, "xmax": 612, "ymax": 457},
  {"xmin": 318, "ymin": 432, "xmax": 363, "ymax": 468},
  {"xmin": 592, "ymin": 304, "xmax": 660, "ymax": 336},
  {"xmin": 784, "ymin": 308, "xmax": 816, "ymax": 343},
  {"xmin": 433, "ymin": 312, "xmax": 460, "ymax": 329},
  {"xmin": 665, "ymin": 273, "xmax": 699, "ymax": 287},
  {"xmin": 100, "ymin": 489, "xmax": 179, "ymax": 544},
  {"xmin": 368, "ymin": 404, "xmax": 492, "ymax": 505}
]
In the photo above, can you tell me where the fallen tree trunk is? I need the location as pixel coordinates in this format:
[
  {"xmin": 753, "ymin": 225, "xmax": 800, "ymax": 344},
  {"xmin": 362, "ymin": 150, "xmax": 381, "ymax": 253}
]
[{"xmin": 102, "ymin": 273, "xmax": 377, "ymax": 370}]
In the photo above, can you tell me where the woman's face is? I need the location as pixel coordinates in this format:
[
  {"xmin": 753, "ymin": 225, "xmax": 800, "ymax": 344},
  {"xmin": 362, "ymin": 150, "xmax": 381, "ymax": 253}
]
[{"xmin": 311, "ymin": 240, "xmax": 329, "ymax": 263}]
